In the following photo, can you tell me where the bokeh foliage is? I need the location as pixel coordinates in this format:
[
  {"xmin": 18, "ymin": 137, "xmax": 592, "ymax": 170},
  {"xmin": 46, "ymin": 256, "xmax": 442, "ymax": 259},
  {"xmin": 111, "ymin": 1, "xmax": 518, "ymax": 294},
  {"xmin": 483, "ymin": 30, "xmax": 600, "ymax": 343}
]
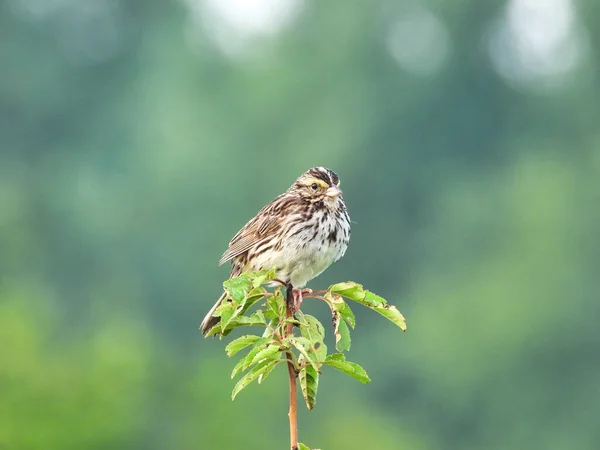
[{"xmin": 2, "ymin": 0, "xmax": 600, "ymax": 448}]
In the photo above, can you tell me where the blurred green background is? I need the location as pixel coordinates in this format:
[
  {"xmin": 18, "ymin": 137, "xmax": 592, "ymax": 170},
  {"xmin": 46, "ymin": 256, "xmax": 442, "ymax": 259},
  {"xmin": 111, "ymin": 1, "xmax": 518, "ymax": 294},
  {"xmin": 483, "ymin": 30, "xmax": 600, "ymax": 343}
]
[{"xmin": 2, "ymin": 0, "xmax": 600, "ymax": 448}]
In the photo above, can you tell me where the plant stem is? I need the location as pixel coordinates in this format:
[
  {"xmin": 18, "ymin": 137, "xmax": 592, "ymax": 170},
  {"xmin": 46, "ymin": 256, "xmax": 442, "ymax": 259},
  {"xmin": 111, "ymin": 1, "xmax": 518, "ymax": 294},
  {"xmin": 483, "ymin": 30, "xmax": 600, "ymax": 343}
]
[{"xmin": 285, "ymin": 284, "xmax": 299, "ymax": 450}]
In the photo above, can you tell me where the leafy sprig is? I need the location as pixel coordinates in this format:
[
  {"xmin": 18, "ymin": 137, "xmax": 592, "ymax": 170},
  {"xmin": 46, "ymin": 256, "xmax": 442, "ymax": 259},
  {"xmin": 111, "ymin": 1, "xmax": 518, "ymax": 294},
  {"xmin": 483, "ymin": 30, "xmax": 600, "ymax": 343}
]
[{"xmin": 204, "ymin": 269, "xmax": 406, "ymax": 449}]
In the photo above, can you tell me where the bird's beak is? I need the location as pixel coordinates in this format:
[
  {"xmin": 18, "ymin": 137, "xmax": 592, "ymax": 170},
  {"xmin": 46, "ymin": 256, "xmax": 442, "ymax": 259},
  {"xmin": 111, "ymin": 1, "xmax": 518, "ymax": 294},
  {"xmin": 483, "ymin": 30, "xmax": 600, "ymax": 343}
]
[{"xmin": 325, "ymin": 185, "xmax": 342, "ymax": 198}]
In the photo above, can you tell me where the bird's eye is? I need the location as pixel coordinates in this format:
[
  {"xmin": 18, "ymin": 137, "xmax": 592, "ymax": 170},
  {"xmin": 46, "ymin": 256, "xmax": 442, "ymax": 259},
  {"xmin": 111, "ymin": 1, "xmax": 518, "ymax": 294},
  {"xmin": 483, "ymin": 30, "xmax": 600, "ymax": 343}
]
[{"xmin": 311, "ymin": 183, "xmax": 318, "ymax": 190}]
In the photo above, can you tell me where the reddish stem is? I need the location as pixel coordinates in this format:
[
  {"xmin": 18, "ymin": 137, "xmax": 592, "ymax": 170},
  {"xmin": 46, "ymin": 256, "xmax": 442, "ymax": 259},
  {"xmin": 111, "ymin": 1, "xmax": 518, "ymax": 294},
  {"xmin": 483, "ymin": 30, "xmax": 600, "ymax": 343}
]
[{"xmin": 285, "ymin": 285, "xmax": 299, "ymax": 450}]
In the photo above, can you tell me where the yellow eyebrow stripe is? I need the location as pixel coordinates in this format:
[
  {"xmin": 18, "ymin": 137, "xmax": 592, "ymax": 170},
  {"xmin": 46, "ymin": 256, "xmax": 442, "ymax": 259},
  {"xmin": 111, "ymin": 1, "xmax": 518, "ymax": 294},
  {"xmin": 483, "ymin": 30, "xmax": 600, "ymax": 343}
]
[{"xmin": 304, "ymin": 177, "xmax": 329, "ymax": 188}]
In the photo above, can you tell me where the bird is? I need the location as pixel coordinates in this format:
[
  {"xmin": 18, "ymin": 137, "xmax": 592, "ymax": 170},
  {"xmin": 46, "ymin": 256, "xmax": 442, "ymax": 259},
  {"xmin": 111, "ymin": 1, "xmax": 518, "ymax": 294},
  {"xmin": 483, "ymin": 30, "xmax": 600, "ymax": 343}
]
[{"xmin": 200, "ymin": 167, "xmax": 351, "ymax": 336}]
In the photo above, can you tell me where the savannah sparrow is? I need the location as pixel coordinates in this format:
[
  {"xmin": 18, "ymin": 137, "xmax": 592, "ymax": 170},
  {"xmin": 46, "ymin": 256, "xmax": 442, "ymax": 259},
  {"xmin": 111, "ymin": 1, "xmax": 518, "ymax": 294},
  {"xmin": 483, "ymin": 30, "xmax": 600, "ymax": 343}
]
[{"xmin": 200, "ymin": 167, "xmax": 351, "ymax": 336}]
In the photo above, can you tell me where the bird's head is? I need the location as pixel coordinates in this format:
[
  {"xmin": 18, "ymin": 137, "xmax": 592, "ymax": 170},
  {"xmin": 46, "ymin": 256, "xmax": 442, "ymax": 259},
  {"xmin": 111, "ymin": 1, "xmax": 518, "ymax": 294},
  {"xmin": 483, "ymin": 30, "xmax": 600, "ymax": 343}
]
[{"xmin": 289, "ymin": 167, "xmax": 343, "ymax": 206}]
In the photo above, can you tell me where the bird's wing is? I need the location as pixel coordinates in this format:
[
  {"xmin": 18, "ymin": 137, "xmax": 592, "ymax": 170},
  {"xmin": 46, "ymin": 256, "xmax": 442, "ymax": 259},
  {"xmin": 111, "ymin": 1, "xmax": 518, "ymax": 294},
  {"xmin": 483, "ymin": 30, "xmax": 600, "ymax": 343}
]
[{"xmin": 218, "ymin": 199, "xmax": 284, "ymax": 266}]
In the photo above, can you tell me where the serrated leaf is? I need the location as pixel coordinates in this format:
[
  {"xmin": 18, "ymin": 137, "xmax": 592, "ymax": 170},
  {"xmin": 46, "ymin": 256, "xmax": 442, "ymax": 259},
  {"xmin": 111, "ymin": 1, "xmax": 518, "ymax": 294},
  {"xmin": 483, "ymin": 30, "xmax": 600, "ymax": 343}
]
[
  {"xmin": 258, "ymin": 353, "xmax": 281, "ymax": 384},
  {"xmin": 223, "ymin": 274, "xmax": 253, "ymax": 302},
  {"xmin": 250, "ymin": 344, "xmax": 282, "ymax": 366},
  {"xmin": 338, "ymin": 303, "xmax": 356, "ymax": 329},
  {"xmin": 214, "ymin": 301, "xmax": 236, "ymax": 316},
  {"xmin": 215, "ymin": 310, "xmax": 268, "ymax": 337},
  {"xmin": 242, "ymin": 340, "xmax": 269, "ymax": 372},
  {"xmin": 230, "ymin": 357, "xmax": 246, "ymax": 379},
  {"xmin": 262, "ymin": 320, "xmax": 277, "ymax": 338},
  {"xmin": 225, "ymin": 335, "xmax": 261, "ymax": 357},
  {"xmin": 361, "ymin": 291, "xmax": 407, "ymax": 332},
  {"xmin": 251, "ymin": 268, "xmax": 277, "ymax": 288},
  {"xmin": 329, "ymin": 281, "xmax": 365, "ymax": 301},
  {"xmin": 289, "ymin": 338, "xmax": 318, "ymax": 370},
  {"xmin": 231, "ymin": 358, "xmax": 280, "ymax": 400},
  {"xmin": 321, "ymin": 292, "xmax": 336, "ymax": 314},
  {"xmin": 363, "ymin": 290, "xmax": 386, "ymax": 306},
  {"xmin": 339, "ymin": 289, "xmax": 407, "ymax": 332},
  {"xmin": 221, "ymin": 308, "xmax": 239, "ymax": 335},
  {"xmin": 299, "ymin": 363, "xmax": 319, "ymax": 410},
  {"xmin": 297, "ymin": 444, "xmax": 310, "ymax": 450},
  {"xmin": 324, "ymin": 359, "xmax": 371, "ymax": 383},
  {"xmin": 264, "ymin": 290, "xmax": 285, "ymax": 320},
  {"xmin": 240, "ymin": 286, "xmax": 267, "ymax": 312},
  {"xmin": 311, "ymin": 339, "xmax": 327, "ymax": 363},
  {"xmin": 291, "ymin": 336, "xmax": 313, "ymax": 348},
  {"xmin": 330, "ymin": 294, "xmax": 345, "ymax": 312},
  {"xmin": 299, "ymin": 314, "xmax": 327, "ymax": 362},
  {"xmin": 333, "ymin": 312, "xmax": 351, "ymax": 352},
  {"xmin": 214, "ymin": 303, "xmax": 234, "ymax": 334},
  {"xmin": 230, "ymin": 338, "xmax": 270, "ymax": 378},
  {"xmin": 301, "ymin": 314, "xmax": 325, "ymax": 340},
  {"xmin": 373, "ymin": 303, "xmax": 407, "ymax": 331},
  {"xmin": 202, "ymin": 323, "xmax": 220, "ymax": 337},
  {"xmin": 325, "ymin": 353, "xmax": 346, "ymax": 363}
]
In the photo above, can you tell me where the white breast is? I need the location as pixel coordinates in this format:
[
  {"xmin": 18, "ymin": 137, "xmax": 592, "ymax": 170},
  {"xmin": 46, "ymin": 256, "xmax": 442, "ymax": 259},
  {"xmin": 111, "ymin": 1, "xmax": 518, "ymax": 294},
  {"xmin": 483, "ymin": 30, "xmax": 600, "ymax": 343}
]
[{"xmin": 250, "ymin": 207, "xmax": 350, "ymax": 288}]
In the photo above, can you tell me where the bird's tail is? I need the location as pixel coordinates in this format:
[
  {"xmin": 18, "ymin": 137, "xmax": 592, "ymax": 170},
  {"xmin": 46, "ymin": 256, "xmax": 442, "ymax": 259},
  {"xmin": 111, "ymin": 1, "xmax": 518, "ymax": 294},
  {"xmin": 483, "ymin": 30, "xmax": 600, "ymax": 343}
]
[{"xmin": 200, "ymin": 292, "xmax": 227, "ymax": 337}]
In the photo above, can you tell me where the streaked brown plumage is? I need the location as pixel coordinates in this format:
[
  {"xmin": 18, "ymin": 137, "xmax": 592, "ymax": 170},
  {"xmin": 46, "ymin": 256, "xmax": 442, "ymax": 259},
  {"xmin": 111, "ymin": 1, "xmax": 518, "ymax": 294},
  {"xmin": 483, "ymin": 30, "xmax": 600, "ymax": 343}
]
[{"xmin": 200, "ymin": 167, "xmax": 351, "ymax": 336}]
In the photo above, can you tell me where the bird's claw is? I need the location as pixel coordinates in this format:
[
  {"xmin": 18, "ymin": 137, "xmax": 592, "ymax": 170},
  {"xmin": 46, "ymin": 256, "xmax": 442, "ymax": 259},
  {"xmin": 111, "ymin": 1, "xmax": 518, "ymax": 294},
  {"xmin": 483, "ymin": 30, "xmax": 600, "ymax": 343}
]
[{"xmin": 289, "ymin": 288, "xmax": 312, "ymax": 313}]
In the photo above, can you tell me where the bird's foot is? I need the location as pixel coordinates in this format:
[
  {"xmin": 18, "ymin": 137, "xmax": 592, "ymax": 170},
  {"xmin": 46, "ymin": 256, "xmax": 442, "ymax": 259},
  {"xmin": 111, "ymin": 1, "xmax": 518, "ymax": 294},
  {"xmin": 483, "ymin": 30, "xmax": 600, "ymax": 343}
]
[
  {"xmin": 290, "ymin": 288, "xmax": 312, "ymax": 313},
  {"xmin": 298, "ymin": 288, "xmax": 313, "ymax": 298}
]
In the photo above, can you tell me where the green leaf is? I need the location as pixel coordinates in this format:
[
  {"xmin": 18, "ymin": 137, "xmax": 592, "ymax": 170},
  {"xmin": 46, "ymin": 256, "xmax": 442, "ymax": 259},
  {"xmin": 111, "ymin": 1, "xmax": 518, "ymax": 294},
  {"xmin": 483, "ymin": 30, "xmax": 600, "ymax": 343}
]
[
  {"xmin": 291, "ymin": 336, "xmax": 313, "ymax": 348},
  {"xmin": 221, "ymin": 290, "xmax": 265, "ymax": 333},
  {"xmin": 242, "ymin": 340, "xmax": 269, "ymax": 372},
  {"xmin": 372, "ymin": 303, "xmax": 407, "ymax": 332},
  {"xmin": 239, "ymin": 286, "xmax": 267, "ymax": 313},
  {"xmin": 250, "ymin": 344, "xmax": 282, "ymax": 366},
  {"xmin": 221, "ymin": 307, "xmax": 238, "ymax": 334},
  {"xmin": 231, "ymin": 358, "xmax": 280, "ymax": 400},
  {"xmin": 225, "ymin": 335, "xmax": 261, "ymax": 357},
  {"xmin": 214, "ymin": 301, "xmax": 236, "ymax": 316},
  {"xmin": 258, "ymin": 354, "xmax": 281, "ymax": 384},
  {"xmin": 333, "ymin": 312, "xmax": 351, "ymax": 352},
  {"xmin": 329, "ymin": 281, "xmax": 365, "ymax": 301},
  {"xmin": 299, "ymin": 362, "xmax": 319, "ymax": 410},
  {"xmin": 311, "ymin": 339, "xmax": 327, "ymax": 363},
  {"xmin": 251, "ymin": 268, "xmax": 277, "ymax": 288},
  {"xmin": 330, "ymin": 283, "xmax": 406, "ymax": 331},
  {"xmin": 324, "ymin": 358, "xmax": 371, "ymax": 384},
  {"xmin": 264, "ymin": 290, "xmax": 285, "ymax": 320},
  {"xmin": 213, "ymin": 301, "xmax": 235, "ymax": 334},
  {"xmin": 262, "ymin": 320, "xmax": 277, "ymax": 338},
  {"xmin": 230, "ymin": 337, "xmax": 270, "ymax": 378},
  {"xmin": 338, "ymin": 302, "xmax": 356, "ymax": 329},
  {"xmin": 230, "ymin": 357, "xmax": 246, "ymax": 380},
  {"xmin": 363, "ymin": 290, "xmax": 386, "ymax": 306},
  {"xmin": 289, "ymin": 338, "xmax": 318, "ymax": 370},
  {"xmin": 324, "ymin": 293, "xmax": 356, "ymax": 330},
  {"xmin": 362, "ymin": 291, "xmax": 407, "ymax": 331},
  {"xmin": 325, "ymin": 353, "xmax": 346, "ymax": 362},
  {"xmin": 209, "ymin": 310, "xmax": 267, "ymax": 337},
  {"xmin": 300, "ymin": 314, "xmax": 327, "ymax": 362},
  {"xmin": 301, "ymin": 314, "xmax": 325, "ymax": 339},
  {"xmin": 223, "ymin": 274, "xmax": 253, "ymax": 302}
]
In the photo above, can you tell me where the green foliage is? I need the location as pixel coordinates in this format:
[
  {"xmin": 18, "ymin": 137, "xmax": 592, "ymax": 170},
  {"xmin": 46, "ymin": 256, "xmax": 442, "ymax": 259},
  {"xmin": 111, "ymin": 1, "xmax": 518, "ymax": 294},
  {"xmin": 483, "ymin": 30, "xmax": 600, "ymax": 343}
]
[
  {"xmin": 206, "ymin": 272, "xmax": 406, "ymax": 406},
  {"xmin": 298, "ymin": 444, "xmax": 320, "ymax": 450},
  {"xmin": 299, "ymin": 361, "xmax": 319, "ymax": 410},
  {"xmin": 329, "ymin": 283, "xmax": 407, "ymax": 332},
  {"xmin": 324, "ymin": 354, "xmax": 371, "ymax": 384},
  {"xmin": 204, "ymin": 272, "xmax": 406, "ymax": 448}
]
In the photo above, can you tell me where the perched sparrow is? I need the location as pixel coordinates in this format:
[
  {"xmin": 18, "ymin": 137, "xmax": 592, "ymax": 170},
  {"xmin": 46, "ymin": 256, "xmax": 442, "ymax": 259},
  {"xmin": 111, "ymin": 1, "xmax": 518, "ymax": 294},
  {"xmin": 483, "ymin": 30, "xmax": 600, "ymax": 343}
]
[{"xmin": 201, "ymin": 167, "xmax": 351, "ymax": 336}]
